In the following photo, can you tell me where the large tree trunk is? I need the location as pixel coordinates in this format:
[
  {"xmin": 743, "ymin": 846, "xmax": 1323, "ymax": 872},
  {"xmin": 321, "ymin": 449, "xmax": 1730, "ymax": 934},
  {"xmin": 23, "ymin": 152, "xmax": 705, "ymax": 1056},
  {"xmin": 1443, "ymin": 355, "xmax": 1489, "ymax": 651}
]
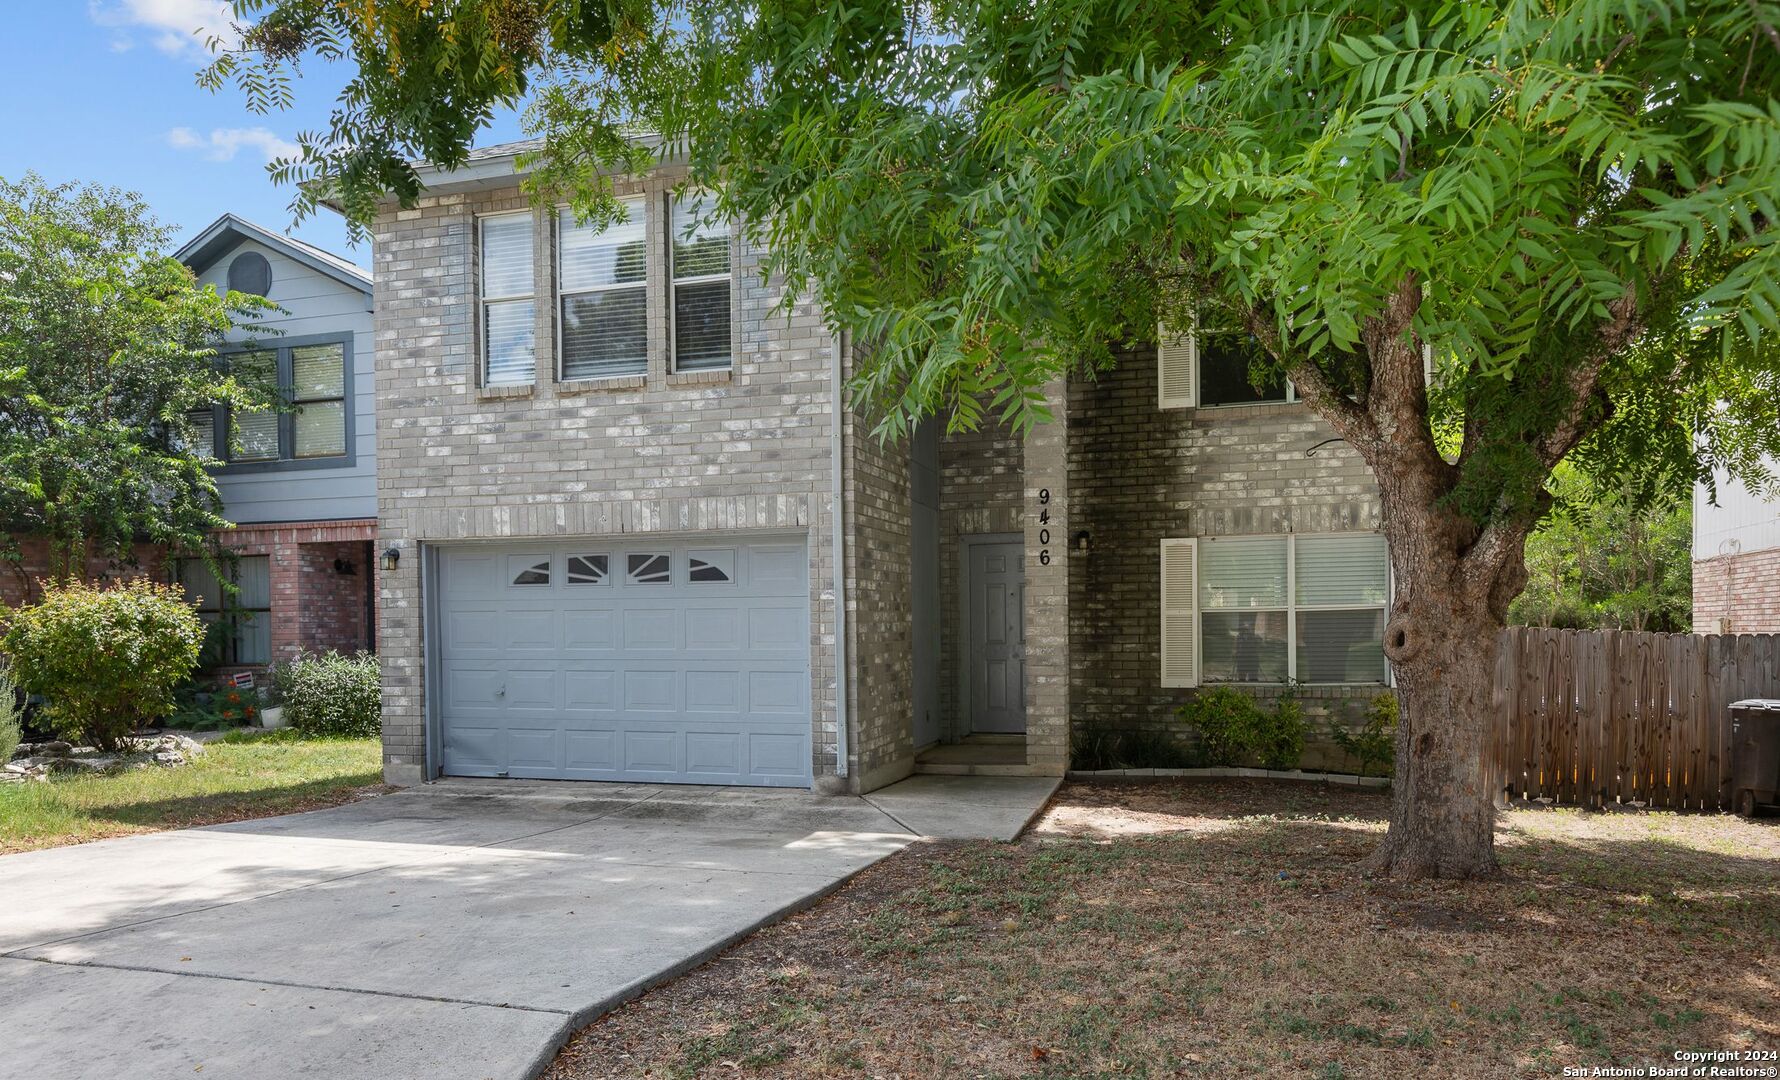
[{"xmin": 1369, "ymin": 598, "xmax": 1505, "ymax": 879}]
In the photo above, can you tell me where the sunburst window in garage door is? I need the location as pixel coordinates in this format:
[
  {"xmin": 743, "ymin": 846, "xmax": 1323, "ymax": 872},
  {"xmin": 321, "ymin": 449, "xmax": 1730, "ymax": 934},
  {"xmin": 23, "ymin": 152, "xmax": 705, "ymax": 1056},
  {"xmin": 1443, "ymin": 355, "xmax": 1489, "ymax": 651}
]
[
  {"xmin": 627, "ymin": 553, "xmax": 671, "ymax": 584},
  {"xmin": 566, "ymin": 554, "xmax": 609, "ymax": 584},
  {"xmin": 508, "ymin": 556, "xmax": 551, "ymax": 586},
  {"xmin": 688, "ymin": 550, "xmax": 733, "ymax": 583}
]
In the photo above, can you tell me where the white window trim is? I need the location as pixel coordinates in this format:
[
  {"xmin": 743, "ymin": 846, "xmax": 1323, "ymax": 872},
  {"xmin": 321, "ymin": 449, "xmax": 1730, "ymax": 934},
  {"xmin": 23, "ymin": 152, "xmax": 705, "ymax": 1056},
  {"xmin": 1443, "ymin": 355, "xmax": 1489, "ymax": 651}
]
[
  {"xmin": 478, "ymin": 211, "xmax": 536, "ymax": 388},
  {"xmin": 668, "ymin": 192, "xmax": 736, "ymax": 374},
  {"xmin": 555, "ymin": 197, "xmax": 650, "ymax": 383},
  {"xmin": 1166, "ymin": 532, "xmax": 1393, "ymax": 688}
]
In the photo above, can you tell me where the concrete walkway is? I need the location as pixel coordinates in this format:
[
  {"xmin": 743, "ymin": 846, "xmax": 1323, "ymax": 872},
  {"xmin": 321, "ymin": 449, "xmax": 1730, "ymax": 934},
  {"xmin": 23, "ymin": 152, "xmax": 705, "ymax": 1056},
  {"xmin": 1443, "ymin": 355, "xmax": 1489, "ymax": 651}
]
[{"xmin": 0, "ymin": 775, "xmax": 1057, "ymax": 1080}]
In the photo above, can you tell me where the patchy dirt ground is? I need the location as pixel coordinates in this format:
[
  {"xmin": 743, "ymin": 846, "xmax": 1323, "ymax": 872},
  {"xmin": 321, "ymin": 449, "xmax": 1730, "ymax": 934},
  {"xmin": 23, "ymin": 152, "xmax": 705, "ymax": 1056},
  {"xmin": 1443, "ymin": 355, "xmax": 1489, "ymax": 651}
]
[{"xmin": 546, "ymin": 780, "xmax": 1780, "ymax": 1079}]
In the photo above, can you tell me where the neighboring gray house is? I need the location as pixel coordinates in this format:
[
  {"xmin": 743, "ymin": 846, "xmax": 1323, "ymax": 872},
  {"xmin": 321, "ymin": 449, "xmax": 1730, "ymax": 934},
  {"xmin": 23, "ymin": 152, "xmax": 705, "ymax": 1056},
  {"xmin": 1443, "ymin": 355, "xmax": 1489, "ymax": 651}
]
[
  {"xmin": 171, "ymin": 215, "xmax": 380, "ymax": 669},
  {"xmin": 370, "ymin": 141, "xmax": 1388, "ymax": 792}
]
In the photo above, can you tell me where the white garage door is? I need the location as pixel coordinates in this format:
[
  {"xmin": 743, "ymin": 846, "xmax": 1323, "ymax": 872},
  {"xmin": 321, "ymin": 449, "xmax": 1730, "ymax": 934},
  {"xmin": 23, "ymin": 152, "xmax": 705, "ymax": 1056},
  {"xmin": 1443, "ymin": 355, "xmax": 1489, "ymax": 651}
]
[{"xmin": 436, "ymin": 537, "xmax": 812, "ymax": 786}]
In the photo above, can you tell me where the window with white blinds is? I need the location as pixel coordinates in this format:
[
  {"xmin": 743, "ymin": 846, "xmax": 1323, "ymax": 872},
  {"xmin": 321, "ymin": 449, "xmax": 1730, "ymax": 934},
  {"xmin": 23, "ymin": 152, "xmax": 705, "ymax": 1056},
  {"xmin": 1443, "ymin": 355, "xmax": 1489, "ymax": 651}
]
[
  {"xmin": 216, "ymin": 339, "xmax": 352, "ymax": 466},
  {"xmin": 291, "ymin": 343, "xmax": 347, "ymax": 458},
  {"xmin": 184, "ymin": 409, "xmax": 218, "ymax": 459},
  {"xmin": 672, "ymin": 193, "xmax": 732, "ymax": 372},
  {"xmin": 1163, "ymin": 532, "xmax": 1390, "ymax": 687},
  {"xmin": 559, "ymin": 199, "xmax": 648, "ymax": 380},
  {"xmin": 481, "ymin": 214, "xmax": 536, "ymax": 386}
]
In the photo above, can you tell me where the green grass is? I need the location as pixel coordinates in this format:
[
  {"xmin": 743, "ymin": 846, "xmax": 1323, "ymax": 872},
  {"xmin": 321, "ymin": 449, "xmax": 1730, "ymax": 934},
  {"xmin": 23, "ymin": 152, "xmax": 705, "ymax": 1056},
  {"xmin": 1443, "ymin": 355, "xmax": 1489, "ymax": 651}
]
[{"xmin": 0, "ymin": 732, "xmax": 384, "ymax": 854}]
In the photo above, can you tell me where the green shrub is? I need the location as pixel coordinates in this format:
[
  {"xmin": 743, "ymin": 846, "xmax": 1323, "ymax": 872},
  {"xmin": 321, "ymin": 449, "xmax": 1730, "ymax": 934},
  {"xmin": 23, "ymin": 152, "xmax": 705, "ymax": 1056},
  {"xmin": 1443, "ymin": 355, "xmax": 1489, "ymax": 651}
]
[
  {"xmin": 272, "ymin": 651, "xmax": 381, "ymax": 737},
  {"xmin": 1175, "ymin": 686, "xmax": 1307, "ymax": 769},
  {"xmin": 1255, "ymin": 685, "xmax": 1307, "ymax": 770},
  {"xmin": 1, "ymin": 579, "xmax": 205, "ymax": 750},
  {"xmin": 0, "ymin": 662, "xmax": 21, "ymax": 763},
  {"xmin": 1331, "ymin": 692, "xmax": 1399, "ymax": 777},
  {"xmin": 1177, "ymin": 686, "xmax": 1266, "ymax": 767}
]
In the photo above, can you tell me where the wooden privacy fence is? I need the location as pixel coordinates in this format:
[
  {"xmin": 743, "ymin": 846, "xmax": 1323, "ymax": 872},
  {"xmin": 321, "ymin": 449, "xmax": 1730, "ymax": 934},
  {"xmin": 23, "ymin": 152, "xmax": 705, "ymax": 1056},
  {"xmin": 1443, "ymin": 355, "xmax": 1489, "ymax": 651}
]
[{"xmin": 1493, "ymin": 628, "xmax": 1780, "ymax": 811}]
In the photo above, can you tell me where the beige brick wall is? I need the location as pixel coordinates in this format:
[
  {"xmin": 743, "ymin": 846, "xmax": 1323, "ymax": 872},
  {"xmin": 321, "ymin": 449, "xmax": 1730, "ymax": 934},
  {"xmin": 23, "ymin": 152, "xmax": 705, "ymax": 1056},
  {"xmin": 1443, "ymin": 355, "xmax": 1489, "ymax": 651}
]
[
  {"xmin": 1694, "ymin": 548, "xmax": 1780, "ymax": 634},
  {"xmin": 371, "ymin": 169, "xmax": 842, "ymax": 785},
  {"xmin": 1066, "ymin": 347, "xmax": 1388, "ymax": 768}
]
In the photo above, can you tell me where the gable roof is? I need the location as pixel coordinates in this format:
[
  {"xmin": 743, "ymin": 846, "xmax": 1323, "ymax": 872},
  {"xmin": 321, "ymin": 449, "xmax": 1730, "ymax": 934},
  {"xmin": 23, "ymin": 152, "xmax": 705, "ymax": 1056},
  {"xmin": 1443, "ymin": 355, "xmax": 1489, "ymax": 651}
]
[{"xmin": 175, "ymin": 213, "xmax": 371, "ymax": 297}]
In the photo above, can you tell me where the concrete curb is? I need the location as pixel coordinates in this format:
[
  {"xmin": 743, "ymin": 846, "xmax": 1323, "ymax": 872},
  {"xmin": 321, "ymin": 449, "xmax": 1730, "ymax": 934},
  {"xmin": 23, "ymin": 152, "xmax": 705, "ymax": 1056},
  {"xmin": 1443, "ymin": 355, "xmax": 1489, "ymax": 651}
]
[
  {"xmin": 1007, "ymin": 777, "xmax": 1064, "ymax": 841},
  {"xmin": 519, "ymin": 847, "xmax": 906, "ymax": 1079},
  {"xmin": 1065, "ymin": 767, "xmax": 1391, "ymax": 789}
]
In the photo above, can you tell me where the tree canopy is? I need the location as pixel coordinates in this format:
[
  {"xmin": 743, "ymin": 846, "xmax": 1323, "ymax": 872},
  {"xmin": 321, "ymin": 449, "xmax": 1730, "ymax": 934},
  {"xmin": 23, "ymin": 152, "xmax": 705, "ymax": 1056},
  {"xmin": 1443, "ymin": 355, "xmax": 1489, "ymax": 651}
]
[{"xmin": 0, "ymin": 175, "xmax": 273, "ymax": 590}]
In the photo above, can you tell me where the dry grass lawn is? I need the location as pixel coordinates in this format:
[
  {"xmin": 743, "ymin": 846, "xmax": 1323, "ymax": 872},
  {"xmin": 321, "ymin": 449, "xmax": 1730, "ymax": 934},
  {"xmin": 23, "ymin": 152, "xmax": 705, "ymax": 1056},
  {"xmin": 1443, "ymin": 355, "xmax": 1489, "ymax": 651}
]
[{"xmin": 547, "ymin": 779, "xmax": 1780, "ymax": 1079}]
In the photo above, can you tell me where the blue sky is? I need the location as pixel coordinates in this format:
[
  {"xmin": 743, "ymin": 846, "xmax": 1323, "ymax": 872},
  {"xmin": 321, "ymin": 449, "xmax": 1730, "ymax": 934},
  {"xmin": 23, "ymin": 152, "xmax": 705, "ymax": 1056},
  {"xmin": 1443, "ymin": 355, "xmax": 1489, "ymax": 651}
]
[{"xmin": 0, "ymin": 2, "xmax": 525, "ymax": 270}]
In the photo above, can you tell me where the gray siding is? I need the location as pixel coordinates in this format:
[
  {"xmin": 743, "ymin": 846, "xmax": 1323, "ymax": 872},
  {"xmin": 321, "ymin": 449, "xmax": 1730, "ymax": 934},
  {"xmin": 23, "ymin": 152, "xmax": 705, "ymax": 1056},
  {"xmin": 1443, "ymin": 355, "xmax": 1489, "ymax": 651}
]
[{"xmin": 196, "ymin": 238, "xmax": 377, "ymax": 524}]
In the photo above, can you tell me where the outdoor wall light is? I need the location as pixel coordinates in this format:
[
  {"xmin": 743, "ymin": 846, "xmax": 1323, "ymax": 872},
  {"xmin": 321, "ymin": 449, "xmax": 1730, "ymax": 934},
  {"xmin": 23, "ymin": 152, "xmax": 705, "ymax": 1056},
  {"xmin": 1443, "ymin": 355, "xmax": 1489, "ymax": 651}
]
[
  {"xmin": 1072, "ymin": 530, "xmax": 1092, "ymax": 555},
  {"xmin": 333, "ymin": 558, "xmax": 357, "ymax": 576},
  {"xmin": 379, "ymin": 546, "xmax": 401, "ymax": 572}
]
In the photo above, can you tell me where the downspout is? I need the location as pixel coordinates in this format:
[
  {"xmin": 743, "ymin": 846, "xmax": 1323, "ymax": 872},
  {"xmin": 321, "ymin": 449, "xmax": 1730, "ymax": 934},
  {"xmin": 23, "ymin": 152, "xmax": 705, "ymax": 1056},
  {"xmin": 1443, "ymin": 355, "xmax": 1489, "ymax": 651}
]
[{"xmin": 830, "ymin": 329, "xmax": 850, "ymax": 782}]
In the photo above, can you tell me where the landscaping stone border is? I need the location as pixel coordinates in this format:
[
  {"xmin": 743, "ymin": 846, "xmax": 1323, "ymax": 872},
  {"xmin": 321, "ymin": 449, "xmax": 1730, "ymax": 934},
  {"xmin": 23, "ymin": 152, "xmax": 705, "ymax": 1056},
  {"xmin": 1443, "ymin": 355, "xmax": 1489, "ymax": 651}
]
[{"xmin": 1066, "ymin": 766, "xmax": 1391, "ymax": 789}]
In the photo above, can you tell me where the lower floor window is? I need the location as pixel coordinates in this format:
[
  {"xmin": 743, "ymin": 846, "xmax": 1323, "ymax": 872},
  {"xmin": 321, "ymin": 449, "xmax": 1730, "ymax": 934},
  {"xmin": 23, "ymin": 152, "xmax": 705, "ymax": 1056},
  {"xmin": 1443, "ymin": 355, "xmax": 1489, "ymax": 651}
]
[
  {"xmin": 1185, "ymin": 532, "xmax": 1389, "ymax": 686},
  {"xmin": 175, "ymin": 555, "xmax": 272, "ymax": 665}
]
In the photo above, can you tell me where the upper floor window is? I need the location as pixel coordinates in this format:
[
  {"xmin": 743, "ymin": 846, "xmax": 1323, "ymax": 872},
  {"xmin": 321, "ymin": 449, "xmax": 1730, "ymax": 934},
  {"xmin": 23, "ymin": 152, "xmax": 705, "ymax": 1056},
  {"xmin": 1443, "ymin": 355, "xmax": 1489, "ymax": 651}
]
[
  {"xmin": 190, "ymin": 340, "xmax": 351, "ymax": 467},
  {"xmin": 481, "ymin": 213, "xmax": 536, "ymax": 386},
  {"xmin": 671, "ymin": 193, "xmax": 732, "ymax": 372},
  {"xmin": 559, "ymin": 199, "xmax": 648, "ymax": 380},
  {"xmin": 1158, "ymin": 322, "xmax": 1293, "ymax": 409}
]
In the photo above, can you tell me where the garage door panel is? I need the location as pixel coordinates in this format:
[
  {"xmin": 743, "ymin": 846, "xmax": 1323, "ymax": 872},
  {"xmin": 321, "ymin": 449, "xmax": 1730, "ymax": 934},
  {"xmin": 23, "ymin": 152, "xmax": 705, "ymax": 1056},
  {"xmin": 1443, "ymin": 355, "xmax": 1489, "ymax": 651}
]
[
  {"xmin": 684, "ymin": 670, "xmax": 741, "ymax": 713},
  {"xmin": 623, "ymin": 730, "xmax": 679, "ymax": 772},
  {"xmin": 563, "ymin": 669, "xmax": 617, "ymax": 712},
  {"xmin": 439, "ymin": 537, "xmax": 811, "ymax": 785},
  {"xmin": 747, "ymin": 670, "xmax": 806, "ymax": 715},
  {"xmin": 503, "ymin": 609, "xmax": 558, "ymax": 652},
  {"xmin": 684, "ymin": 609, "xmax": 742, "ymax": 650},
  {"xmin": 622, "ymin": 608, "xmax": 680, "ymax": 651},
  {"xmin": 504, "ymin": 668, "xmax": 559, "ymax": 710},
  {"xmin": 622, "ymin": 669, "xmax": 679, "ymax": 712},
  {"xmin": 506, "ymin": 727, "xmax": 561, "ymax": 770},
  {"xmin": 562, "ymin": 609, "xmax": 616, "ymax": 651},
  {"xmin": 685, "ymin": 732, "xmax": 741, "ymax": 775},
  {"xmin": 747, "ymin": 607, "xmax": 805, "ymax": 651}
]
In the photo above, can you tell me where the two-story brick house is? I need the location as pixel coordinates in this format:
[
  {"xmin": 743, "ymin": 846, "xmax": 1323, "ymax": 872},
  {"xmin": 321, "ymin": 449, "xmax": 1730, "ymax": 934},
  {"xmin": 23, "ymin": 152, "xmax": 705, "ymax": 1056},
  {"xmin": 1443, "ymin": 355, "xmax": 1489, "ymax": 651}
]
[{"xmin": 371, "ymin": 141, "xmax": 1389, "ymax": 791}]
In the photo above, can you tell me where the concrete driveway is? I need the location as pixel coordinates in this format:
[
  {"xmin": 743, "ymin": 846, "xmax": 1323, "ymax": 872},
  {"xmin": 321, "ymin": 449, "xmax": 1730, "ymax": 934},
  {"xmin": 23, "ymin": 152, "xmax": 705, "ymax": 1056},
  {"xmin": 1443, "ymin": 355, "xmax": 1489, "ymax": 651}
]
[{"xmin": 0, "ymin": 775, "xmax": 1056, "ymax": 1080}]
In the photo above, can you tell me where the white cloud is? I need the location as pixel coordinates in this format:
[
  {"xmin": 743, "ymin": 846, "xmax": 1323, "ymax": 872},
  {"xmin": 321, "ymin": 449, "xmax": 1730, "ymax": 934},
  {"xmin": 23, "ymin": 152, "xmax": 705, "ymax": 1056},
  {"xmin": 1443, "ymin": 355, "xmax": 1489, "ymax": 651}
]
[
  {"xmin": 167, "ymin": 126, "xmax": 300, "ymax": 164},
  {"xmin": 90, "ymin": 0, "xmax": 240, "ymax": 59}
]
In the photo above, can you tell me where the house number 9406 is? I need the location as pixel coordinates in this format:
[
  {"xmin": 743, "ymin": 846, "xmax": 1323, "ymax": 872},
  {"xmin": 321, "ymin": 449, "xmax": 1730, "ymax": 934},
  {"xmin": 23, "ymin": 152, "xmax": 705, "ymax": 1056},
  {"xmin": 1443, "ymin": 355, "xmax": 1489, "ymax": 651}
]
[{"xmin": 1037, "ymin": 488, "xmax": 1053, "ymax": 565}]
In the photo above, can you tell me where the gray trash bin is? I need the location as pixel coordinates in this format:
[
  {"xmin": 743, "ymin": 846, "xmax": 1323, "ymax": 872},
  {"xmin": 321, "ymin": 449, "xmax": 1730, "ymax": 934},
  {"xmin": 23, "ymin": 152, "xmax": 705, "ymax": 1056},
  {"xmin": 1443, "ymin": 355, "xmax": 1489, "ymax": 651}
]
[{"xmin": 1729, "ymin": 699, "xmax": 1780, "ymax": 818}]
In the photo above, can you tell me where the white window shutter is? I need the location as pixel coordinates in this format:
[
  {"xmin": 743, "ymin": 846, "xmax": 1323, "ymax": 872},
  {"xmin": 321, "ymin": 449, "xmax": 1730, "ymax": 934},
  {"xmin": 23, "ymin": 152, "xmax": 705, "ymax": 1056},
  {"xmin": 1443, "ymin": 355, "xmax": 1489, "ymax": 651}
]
[
  {"xmin": 1157, "ymin": 323, "xmax": 1197, "ymax": 410},
  {"xmin": 1160, "ymin": 538, "xmax": 1199, "ymax": 688}
]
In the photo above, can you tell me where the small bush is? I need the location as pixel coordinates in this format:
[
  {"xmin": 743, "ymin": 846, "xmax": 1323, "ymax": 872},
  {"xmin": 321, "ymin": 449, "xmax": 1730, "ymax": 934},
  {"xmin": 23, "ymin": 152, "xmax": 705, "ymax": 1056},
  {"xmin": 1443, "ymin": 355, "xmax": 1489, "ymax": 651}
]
[
  {"xmin": 272, "ymin": 651, "xmax": 381, "ymax": 737},
  {"xmin": 1070, "ymin": 722, "xmax": 1195, "ymax": 771},
  {"xmin": 1175, "ymin": 686, "xmax": 1307, "ymax": 769},
  {"xmin": 1, "ymin": 579, "xmax": 205, "ymax": 750},
  {"xmin": 0, "ymin": 663, "xmax": 21, "ymax": 763},
  {"xmin": 1255, "ymin": 685, "xmax": 1307, "ymax": 770},
  {"xmin": 1177, "ymin": 686, "xmax": 1266, "ymax": 767},
  {"xmin": 1331, "ymin": 692, "xmax": 1398, "ymax": 777}
]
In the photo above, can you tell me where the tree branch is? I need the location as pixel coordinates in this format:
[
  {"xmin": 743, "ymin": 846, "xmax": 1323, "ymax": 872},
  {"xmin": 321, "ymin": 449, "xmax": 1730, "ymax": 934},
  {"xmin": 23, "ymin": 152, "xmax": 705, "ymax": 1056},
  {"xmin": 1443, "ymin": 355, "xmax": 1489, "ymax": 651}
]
[
  {"xmin": 1241, "ymin": 307, "xmax": 1378, "ymax": 449},
  {"xmin": 1535, "ymin": 284, "xmax": 1642, "ymax": 469}
]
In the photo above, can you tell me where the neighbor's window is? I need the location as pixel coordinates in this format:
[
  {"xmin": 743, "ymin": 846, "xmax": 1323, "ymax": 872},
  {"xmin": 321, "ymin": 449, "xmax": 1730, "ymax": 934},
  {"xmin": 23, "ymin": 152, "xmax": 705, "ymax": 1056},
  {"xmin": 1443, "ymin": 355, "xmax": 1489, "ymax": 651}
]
[
  {"xmin": 1198, "ymin": 330, "xmax": 1292, "ymax": 407},
  {"xmin": 558, "ymin": 198, "xmax": 648, "ymax": 380},
  {"xmin": 1198, "ymin": 533, "xmax": 1387, "ymax": 684},
  {"xmin": 176, "ymin": 556, "xmax": 272, "ymax": 665},
  {"xmin": 671, "ymin": 192, "xmax": 732, "ymax": 372},
  {"xmin": 202, "ymin": 342, "xmax": 350, "ymax": 466},
  {"xmin": 291, "ymin": 343, "xmax": 348, "ymax": 458},
  {"xmin": 481, "ymin": 213, "xmax": 536, "ymax": 386}
]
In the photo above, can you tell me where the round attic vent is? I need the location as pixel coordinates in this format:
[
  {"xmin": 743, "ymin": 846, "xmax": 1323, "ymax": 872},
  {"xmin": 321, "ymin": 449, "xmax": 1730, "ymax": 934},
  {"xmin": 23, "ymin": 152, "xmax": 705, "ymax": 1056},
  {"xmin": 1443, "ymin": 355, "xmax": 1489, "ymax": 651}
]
[{"xmin": 227, "ymin": 251, "xmax": 272, "ymax": 296}]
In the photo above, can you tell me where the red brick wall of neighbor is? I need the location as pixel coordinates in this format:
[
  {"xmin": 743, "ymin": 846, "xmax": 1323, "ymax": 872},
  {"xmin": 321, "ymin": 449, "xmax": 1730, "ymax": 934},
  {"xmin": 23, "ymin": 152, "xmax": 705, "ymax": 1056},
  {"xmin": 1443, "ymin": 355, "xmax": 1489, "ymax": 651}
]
[
  {"xmin": 1694, "ymin": 548, "xmax": 1780, "ymax": 634},
  {"xmin": 1, "ymin": 537, "xmax": 165, "ymax": 608},
  {"xmin": 217, "ymin": 520, "xmax": 378, "ymax": 666}
]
